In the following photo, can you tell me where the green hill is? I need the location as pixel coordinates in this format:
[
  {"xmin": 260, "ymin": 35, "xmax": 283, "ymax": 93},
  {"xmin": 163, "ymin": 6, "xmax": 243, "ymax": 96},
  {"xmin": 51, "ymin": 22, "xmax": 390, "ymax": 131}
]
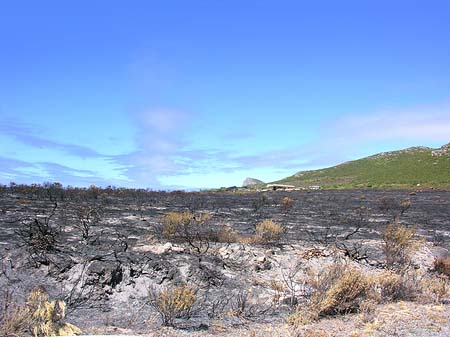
[{"xmin": 275, "ymin": 143, "xmax": 450, "ymax": 189}]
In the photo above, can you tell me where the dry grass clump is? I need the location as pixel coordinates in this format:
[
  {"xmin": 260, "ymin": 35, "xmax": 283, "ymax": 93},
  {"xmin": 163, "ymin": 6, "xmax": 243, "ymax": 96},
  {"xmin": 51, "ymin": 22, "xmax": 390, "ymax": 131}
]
[
  {"xmin": 371, "ymin": 268, "xmax": 450, "ymax": 304},
  {"xmin": 302, "ymin": 328, "xmax": 330, "ymax": 337},
  {"xmin": 254, "ymin": 219, "xmax": 285, "ymax": 244},
  {"xmin": 314, "ymin": 268, "xmax": 371, "ymax": 316},
  {"xmin": 382, "ymin": 223, "xmax": 419, "ymax": 269},
  {"xmin": 372, "ymin": 270, "xmax": 421, "ymax": 302},
  {"xmin": 160, "ymin": 211, "xmax": 195, "ymax": 239},
  {"xmin": 148, "ymin": 285, "xmax": 197, "ymax": 326},
  {"xmin": 215, "ymin": 224, "xmax": 239, "ymax": 243},
  {"xmin": 281, "ymin": 196, "xmax": 294, "ymax": 213},
  {"xmin": 159, "ymin": 213, "xmax": 285, "ymax": 247},
  {"xmin": 1, "ymin": 290, "xmax": 33, "ymax": 336},
  {"xmin": 434, "ymin": 257, "xmax": 450, "ymax": 277},
  {"xmin": 159, "ymin": 211, "xmax": 214, "ymax": 253},
  {"xmin": 288, "ymin": 260, "xmax": 449, "ymax": 329},
  {"xmin": 269, "ymin": 280, "xmax": 286, "ymax": 304},
  {"xmin": 0, "ymin": 287, "xmax": 81, "ymax": 337},
  {"xmin": 288, "ymin": 264, "xmax": 372, "ymax": 325},
  {"xmin": 420, "ymin": 276, "xmax": 450, "ymax": 303}
]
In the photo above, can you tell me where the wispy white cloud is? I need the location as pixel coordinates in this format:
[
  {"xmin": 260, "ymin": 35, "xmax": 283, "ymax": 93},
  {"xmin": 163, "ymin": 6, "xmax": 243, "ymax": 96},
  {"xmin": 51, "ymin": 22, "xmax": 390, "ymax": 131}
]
[
  {"xmin": 2, "ymin": 103, "xmax": 450, "ymax": 188},
  {"xmin": 136, "ymin": 108, "xmax": 189, "ymax": 136},
  {"xmin": 148, "ymin": 103, "xmax": 450, "ymax": 187},
  {"xmin": 331, "ymin": 104, "xmax": 450, "ymax": 143},
  {"xmin": 0, "ymin": 118, "xmax": 103, "ymax": 158},
  {"xmin": 209, "ymin": 103, "xmax": 450, "ymax": 177},
  {"xmin": 106, "ymin": 108, "xmax": 195, "ymax": 186},
  {"xmin": 0, "ymin": 156, "xmax": 129, "ymax": 187}
]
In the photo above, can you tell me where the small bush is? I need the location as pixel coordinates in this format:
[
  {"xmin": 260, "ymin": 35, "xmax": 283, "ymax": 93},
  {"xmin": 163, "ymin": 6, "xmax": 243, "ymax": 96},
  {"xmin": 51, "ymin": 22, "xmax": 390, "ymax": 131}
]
[
  {"xmin": 160, "ymin": 211, "xmax": 194, "ymax": 239},
  {"xmin": 0, "ymin": 288, "xmax": 81, "ymax": 337},
  {"xmin": 373, "ymin": 270, "xmax": 420, "ymax": 302},
  {"xmin": 314, "ymin": 268, "xmax": 371, "ymax": 316},
  {"xmin": 305, "ymin": 263, "xmax": 347, "ymax": 295},
  {"xmin": 382, "ymin": 223, "xmax": 418, "ymax": 269},
  {"xmin": 74, "ymin": 205, "xmax": 103, "ymax": 243},
  {"xmin": 148, "ymin": 285, "xmax": 197, "ymax": 326},
  {"xmin": 281, "ymin": 197, "xmax": 294, "ymax": 213},
  {"xmin": 159, "ymin": 211, "xmax": 213, "ymax": 253},
  {"xmin": 434, "ymin": 257, "xmax": 450, "ymax": 277},
  {"xmin": 420, "ymin": 276, "xmax": 450, "ymax": 303},
  {"xmin": 358, "ymin": 298, "xmax": 378, "ymax": 323},
  {"xmin": 288, "ymin": 261, "xmax": 446, "ymax": 328},
  {"xmin": 372, "ymin": 269, "xmax": 449, "ymax": 304},
  {"xmin": 254, "ymin": 219, "xmax": 285, "ymax": 244},
  {"xmin": 0, "ymin": 290, "xmax": 33, "ymax": 336},
  {"xmin": 269, "ymin": 280, "xmax": 285, "ymax": 304},
  {"xmin": 215, "ymin": 224, "xmax": 239, "ymax": 243},
  {"xmin": 289, "ymin": 265, "xmax": 372, "ymax": 325}
]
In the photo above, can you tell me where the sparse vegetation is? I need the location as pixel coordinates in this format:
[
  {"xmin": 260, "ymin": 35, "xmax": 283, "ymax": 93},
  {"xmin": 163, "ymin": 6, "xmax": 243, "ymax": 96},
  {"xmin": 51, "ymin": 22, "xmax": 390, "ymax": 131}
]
[
  {"xmin": 215, "ymin": 224, "xmax": 239, "ymax": 243},
  {"xmin": 159, "ymin": 211, "xmax": 214, "ymax": 254},
  {"xmin": 373, "ymin": 269, "xmax": 421, "ymax": 302},
  {"xmin": 420, "ymin": 275, "xmax": 450, "ymax": 303},
  {"xmin": 382, "ymin": 222, "xmax": 418, "ymax": 269},
  {"xmin": 280, "ymin": 196, "xmax": 294, "ymax": 214},
  {"xmin": 148, "ymin": 285, "xmax": 197, "ymax": 326},
  {"xmin": 0, "ymin": 184, "xmax": 449, "ymax": 336},
  {"xmin": 276, "ymin": 145, "xmax": 450, "ymax": 189},
  {"xmin": 434, "ymin": 257, "xmax": 450, "ymax": 277},
  {"xmin": 254, "ymin": 219, "xmax": 285, "ymax": 244},
  {"xmin": 14, "ymin": 202, "xmax": 61, "ymax": 266},
  {"xmin": 74, "ymin": 205, "xmax": 103, "ymax": 243},
  {"xmin": 288, "ymin": 260, "xmax": 449, "ymax": 328},
  {"xmin": 0, "ymin": 288, "xmax": 81, "ymax": 337},
  {"xmin": 289, "ymin": 264, "xmax": 373, "ymax": 325}
]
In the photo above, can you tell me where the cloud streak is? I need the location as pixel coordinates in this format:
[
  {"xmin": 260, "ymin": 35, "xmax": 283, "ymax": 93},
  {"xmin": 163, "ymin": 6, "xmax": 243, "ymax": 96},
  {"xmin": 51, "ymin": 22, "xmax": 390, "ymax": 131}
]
[
  {"xmin": 182, "ymin": 104, "xmax": 450, "ymax": 178},
  {"xmin": 331, "ymin": 106, "xmax": 450, "ymax": 143},
  {"xmin": 0, "ymin": 156, "xmax": 110, "ymax": 186},
  {"xmin": 1, "ymin": 103, "xmax": 450, "ymax": 188},
  {"xmin": 104, "ymin": 108, "xmax": 195, "ymax": 186},
  {"xmin": 0, "ymin": 119, "xmax": 102, "ymax": 158}
]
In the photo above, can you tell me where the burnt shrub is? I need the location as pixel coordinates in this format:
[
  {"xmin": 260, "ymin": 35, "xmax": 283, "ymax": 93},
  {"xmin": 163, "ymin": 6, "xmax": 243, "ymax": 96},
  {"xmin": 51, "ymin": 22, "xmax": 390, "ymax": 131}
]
[
  {"xmin": 158, "ymin": 211, "xmax": 214, "ymax": 254},
  {"xmin": 15, "ymin": 203, "xmax": 61, "ymax": 265},
  {"xmin": 73, "ymin": 204, "xmax": 103, "ymax": 243}
]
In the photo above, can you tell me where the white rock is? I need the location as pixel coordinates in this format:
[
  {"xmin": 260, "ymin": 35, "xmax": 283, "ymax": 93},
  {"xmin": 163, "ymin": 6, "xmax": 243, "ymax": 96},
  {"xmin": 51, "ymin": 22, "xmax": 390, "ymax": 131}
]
[
  {"xmin": 255, "ymin": 255, "xmax": 266, "ymax": 263},
  {"xmin": 171, "ymin": 245, "xmax": 184, "ymax": 253},
  {"xmin": 161, "ymin": 242, "xmax": 173, "ymax": 253}
]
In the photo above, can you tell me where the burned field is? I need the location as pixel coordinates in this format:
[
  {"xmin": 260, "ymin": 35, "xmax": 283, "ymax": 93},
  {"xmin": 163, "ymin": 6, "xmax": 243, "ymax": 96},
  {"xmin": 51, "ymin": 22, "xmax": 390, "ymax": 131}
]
[{"xmin": 0, "ymin": 186, "xmax": 449, "ymax": 336}]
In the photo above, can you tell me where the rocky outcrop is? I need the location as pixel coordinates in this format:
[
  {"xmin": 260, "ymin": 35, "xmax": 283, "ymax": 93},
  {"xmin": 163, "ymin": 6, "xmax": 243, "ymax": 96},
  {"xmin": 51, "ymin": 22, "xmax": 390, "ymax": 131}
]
[
  {"xmin": 242, "ymin": 177, "xmax": 264, "ymax": 187},
  {"xmin": 432, "ymin": 143, "xmax": 450, "ymax": 156}
]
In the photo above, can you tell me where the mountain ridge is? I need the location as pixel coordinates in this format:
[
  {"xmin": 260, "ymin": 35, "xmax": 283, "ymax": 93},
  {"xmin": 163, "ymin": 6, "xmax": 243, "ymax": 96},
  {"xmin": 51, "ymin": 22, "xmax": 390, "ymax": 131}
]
[{"xmin": 274, "ymin": 143, "xmax": 450, "ymax": 189}]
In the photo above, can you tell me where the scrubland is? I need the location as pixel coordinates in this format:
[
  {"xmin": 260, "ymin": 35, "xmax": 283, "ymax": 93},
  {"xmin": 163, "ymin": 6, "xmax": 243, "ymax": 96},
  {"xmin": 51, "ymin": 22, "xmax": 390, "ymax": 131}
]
[{"xmin": 0, "ymin": 185, "xmax": 449, "ymax": 336}]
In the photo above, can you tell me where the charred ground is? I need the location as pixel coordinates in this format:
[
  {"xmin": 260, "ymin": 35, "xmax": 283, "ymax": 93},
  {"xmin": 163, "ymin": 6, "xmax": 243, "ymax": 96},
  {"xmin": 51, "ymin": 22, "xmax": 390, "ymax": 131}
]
[{"xmin": 0, "ymin": 185, "xmax": 449, "ymax": 336}]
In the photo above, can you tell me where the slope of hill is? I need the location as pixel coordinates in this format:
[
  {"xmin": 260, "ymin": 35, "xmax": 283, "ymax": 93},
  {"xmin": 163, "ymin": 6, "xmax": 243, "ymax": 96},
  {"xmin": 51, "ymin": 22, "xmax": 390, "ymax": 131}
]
[
  {"xmin": 242, "ymin": 177, "xmax": 265, "ymax": 187},
  {"xmin": 275, "ymin": 143, "xmax": 450, "ymax": 189}
]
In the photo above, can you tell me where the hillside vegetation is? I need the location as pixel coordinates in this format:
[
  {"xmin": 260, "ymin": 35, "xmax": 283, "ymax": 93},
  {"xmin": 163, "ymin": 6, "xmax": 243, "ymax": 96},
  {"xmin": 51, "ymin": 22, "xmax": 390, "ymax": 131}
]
[{"xmin": 276, "ymin": 143, "xmax": 450, "ymax": 189}]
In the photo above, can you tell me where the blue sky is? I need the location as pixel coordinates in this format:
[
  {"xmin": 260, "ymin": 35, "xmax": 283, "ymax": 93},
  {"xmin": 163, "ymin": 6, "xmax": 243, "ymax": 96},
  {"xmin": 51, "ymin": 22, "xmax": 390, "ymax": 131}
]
[{"xmin": 1, "ymin": 1, "xmax": 450, "ymax": 189}]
